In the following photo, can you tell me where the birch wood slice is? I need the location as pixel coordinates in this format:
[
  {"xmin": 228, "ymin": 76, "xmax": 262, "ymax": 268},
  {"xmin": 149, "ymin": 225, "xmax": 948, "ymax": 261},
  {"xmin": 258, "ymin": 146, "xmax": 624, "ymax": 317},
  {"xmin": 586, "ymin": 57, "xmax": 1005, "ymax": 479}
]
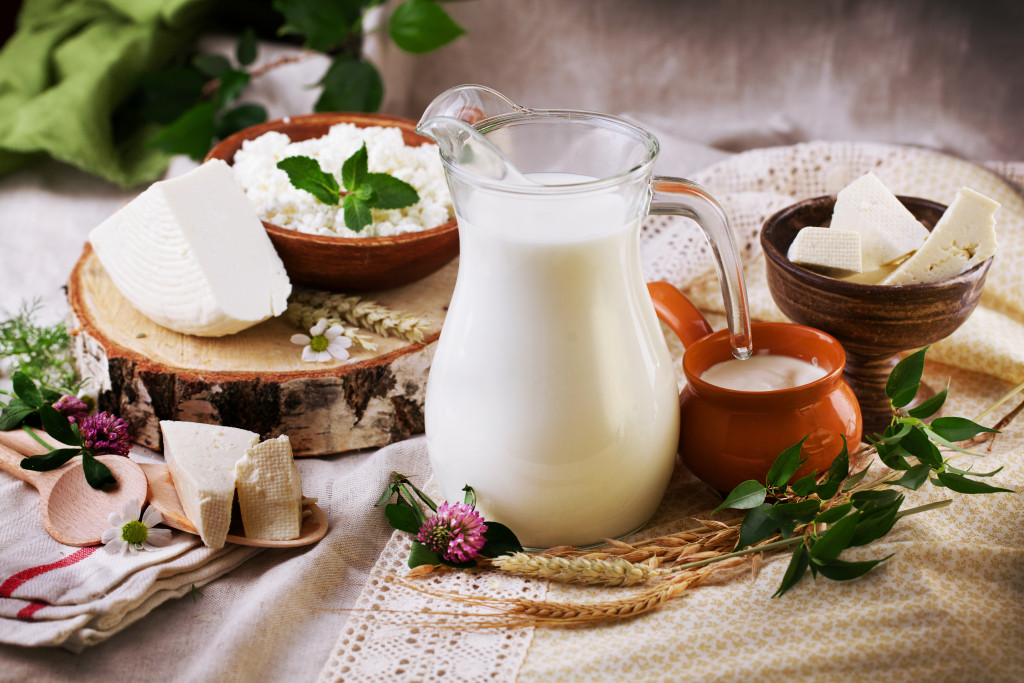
[{"xmin": 67, "ymin": 244, "xmax": 455, "ymax": 456}]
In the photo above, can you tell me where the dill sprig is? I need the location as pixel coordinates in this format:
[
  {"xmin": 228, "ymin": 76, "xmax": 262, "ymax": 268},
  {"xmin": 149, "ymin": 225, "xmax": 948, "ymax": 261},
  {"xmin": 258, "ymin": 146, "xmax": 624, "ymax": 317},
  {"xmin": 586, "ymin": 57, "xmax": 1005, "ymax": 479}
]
[{"xmin": 0, "ymin": 299, "xmax": 79, "ymax": 394}]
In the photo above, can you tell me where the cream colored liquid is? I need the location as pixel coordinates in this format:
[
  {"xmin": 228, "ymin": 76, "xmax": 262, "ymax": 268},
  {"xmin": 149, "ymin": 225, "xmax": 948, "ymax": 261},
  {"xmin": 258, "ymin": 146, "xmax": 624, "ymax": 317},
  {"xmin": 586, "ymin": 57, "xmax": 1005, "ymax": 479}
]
[
  {"xmin": 700, "ymin": 354, "xmax": 827, "ymax": 391},
  {"xmin": 425, "ymin": 172, "xmax": 679, "ymax": 548}
]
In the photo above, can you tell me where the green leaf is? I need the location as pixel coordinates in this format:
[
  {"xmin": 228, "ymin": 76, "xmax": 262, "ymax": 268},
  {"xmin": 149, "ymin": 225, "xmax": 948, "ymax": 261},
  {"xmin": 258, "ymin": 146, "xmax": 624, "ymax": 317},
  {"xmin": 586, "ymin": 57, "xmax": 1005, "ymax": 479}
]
[
  {"xmin": 809, "ymin": 513, "xmax": 860, "ymax": 560},
  {"xmin": 711, "ymin": 480, "xmax": 766, "ymax": 514},
  {"xmin": 886, "ymin": 346, "xmax": 929, "ymax": 408},
  {"xmin": 814, "ymin": 502, "xmax": 853, "ymax": 525},
  {"xmin": 766, "ymin": 499, "xmax": 821, "ymax": 524},
  {"xmin": 934, "ymin": 472, "xmax": 1014, "ymax": 494},
  {"xmin": 389, "ymin": 0, "xmax": 466, "ymax": 54},
  {"xmin": 899, "ymin": 425, "xmax": 943, "ymax": 468},
  {"xmin": 842, "ymin": 466, "xmax": 871, "ymax": 492},
  {"xmin": 812, "ymin": 554, "xmax": 893, "ymax": 581},
  {"xmin": 850, "ymin": 489, "xmax": 903, "ymax": 513},
  {"xmin": 133, "ymin": 67, "xmax": 206, "ymax": 125},
  {"xmin": 766, "ymin": 436, "xmax": 808, "ymax": 488},
  {"xmin": 849, "ymin": 504, "xmax": 901, "ymax": 547},
  {"xmin": 273, "ymin": 0, "xmax": 362, "ymax": 52},
  {"xmin": 13, "ymin": 371, "xmax": 44, "ymax": 408},
  {"xmin": 315, "ymin": 56, "xmax": 384, "ymax": 113},
  {"xmin": 215, "ymin": 69, "xmax": 251, "ymax": 109},
  {"xmin": 408, "ymin": 540, "xmax": 441, "ymax": 568},
  {"xmin": 479, "ymin": 522, "xmax": 523, "ymax": 558},
  {"xmin": 928, "ymin": 416, "xmax": 999, "ymax": 443},
  {"xmin": 920, "ymin": 427, "xmax": 983, "ymax": 457},
  {"xmin": 192, "ymin": 53, "xmax": 231, "ymax": 78},
  {"xmin": 82, "ymin": 453, "xmax": 116, "ymax": 490},
  {"xmin": 790, "ymin": 472, "xmax": 818, "ymax": 498},
  {"xmin": 772, "ymin": 543, "xmax": 810, "ymax": 598},
  {"xmin": 462, "ymin": 485, "xmax": 476, "ymax": 507},
  {"xmin": 217, "ymin": 104, "xmax": 267, "ymax": 140},
  {"xmin": 149, "ymin": 101, "xmax": 218, "ymax": 160},
  {"xmin": 888, "ymin": 463, "xmax": 932, "ymax": 490},
  {"xmin": 736, "ymin": 504, "xmax": 777, "ymax": 549},
  {"xmin": 237, "ymin": 26, "xmax": 258, "ymax": 66},
  {"xmin": 872, "ymin": 422, "xmax": 912, "ymax": 446},
  {"xmin": 0, "ymin": 399, "xmax": 36, "ymax": 431},
  {"xmin": 276, "ymin": 156, "xmax": 340, "ymax": 205},
  {"xmin": 39, "ymin": 404, "xmax": 79, "ymax": 446},
  {"xmin": 375, "ymin": 481, "xmax": 398, "ymax": 507},
  {"xmin": 384, "ymin": 502, "xmax": 422, "ymax": 533},
  {"xmin": 872, "ymin": 433, "xmax": 912, "ymax": 471},
  {"xmin": 343, "ymin": 194, "xmax": 373, "ymax": 233},
  {"xmin": 341, "ymin": 143, "xmax": 369, "ymax": 192},
  {"xmin": 365, "ymin": 173, "xmax": 420, "ymax": 209},
  {"xmin": 815, "ymin": 436, "xmax": 850, "ymax": 500},
  {"xmin": 946, "ymin": 464, "xmax": 1004, "ymax": 478},
  {"xmin": 19, "ymin": 448, "xmax": 80, "ymax": 471},
  {"xmin": 906, "ymin": 384, "xmax": 948, "ymax": 419}
]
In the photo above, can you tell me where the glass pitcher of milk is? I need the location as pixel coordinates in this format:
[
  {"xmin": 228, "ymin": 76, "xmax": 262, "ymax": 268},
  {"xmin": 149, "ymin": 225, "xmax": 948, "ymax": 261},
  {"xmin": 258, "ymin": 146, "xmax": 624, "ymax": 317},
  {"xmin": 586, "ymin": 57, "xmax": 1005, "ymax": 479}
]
[{"xmin": 417, "ymin": 85, "xmax": 751, "ymax": 548}]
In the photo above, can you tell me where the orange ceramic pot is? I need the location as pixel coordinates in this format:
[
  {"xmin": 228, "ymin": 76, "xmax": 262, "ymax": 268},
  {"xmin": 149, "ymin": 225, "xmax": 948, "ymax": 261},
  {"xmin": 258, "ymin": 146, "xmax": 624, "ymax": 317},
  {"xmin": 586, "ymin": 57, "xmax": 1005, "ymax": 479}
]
[{"xmin": 649, "ymin": 283, "xmax": 862, "ymax": 493}]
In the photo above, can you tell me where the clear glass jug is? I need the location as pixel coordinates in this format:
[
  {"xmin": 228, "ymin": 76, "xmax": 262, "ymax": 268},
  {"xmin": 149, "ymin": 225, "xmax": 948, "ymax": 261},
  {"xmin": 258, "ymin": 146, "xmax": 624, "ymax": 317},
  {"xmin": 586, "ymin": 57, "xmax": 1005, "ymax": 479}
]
[{"xmin": 418, "ymin": 86, "xmax": 751, "ymax": 548}]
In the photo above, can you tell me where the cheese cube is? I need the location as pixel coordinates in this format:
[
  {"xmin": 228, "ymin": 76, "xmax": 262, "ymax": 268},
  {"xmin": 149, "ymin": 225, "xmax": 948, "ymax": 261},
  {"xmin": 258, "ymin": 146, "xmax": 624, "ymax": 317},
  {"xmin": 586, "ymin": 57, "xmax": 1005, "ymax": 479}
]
[
  {"xmin": 89, "ymin": 160, "xmax": 292, "ymax": 337},
  {"xmin": 787, "ymin": 227, "xmax": 863, "ymax": 273},
  {"xmin": 161, "ymin": 420, "xmax": 259, "ymax": 549},
  {"xmin": 881, "ymin": 187, "xmax": 999, "ymax": 285},
  {"xmin": 234, "ymin": 435, "xmax": 304, "ymax": 541},
  {"xmin": 830, "ymin": 172, "xmax": 930, "ymax": 270}
]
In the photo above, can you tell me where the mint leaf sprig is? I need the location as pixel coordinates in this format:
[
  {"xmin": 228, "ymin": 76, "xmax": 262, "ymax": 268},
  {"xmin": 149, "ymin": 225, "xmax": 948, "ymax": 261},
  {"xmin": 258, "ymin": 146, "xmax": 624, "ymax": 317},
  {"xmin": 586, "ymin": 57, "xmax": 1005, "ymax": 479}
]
[
  {"xmin": 714, "ymin": 346, "xmax": 1013, "ymax": 597},
  {"xmin": 376, "ymin": 472, "xmax": 523, "ymax": 569},
  {"xmin": 276, "ymin": 144, "xmax": 420, "ymax": 232}
]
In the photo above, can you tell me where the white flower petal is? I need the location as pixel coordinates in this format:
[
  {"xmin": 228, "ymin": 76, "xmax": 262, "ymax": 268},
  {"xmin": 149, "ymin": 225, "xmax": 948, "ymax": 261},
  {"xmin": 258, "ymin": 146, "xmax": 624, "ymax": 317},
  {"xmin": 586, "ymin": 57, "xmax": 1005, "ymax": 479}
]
[
  {"xmin": 146, "ymin": 528, "xmax": 173, "ymax": 546},
  {"xmin": 326, "ymin": 342, "xmax": 351, "ymax": 361},
  {"xmin": 324, "ymin": 324, "xmax": 345, "ymax": 340},
  {"xmin": 122, "ymin": 498, "xmax": 141, "ymax": 521},
  {"xmin": 127, "ymin": 543, "xmax": 139, "ymax": 555},
  {"xmin": 335, "ymin": 335, "xmax": 353, "ymax": 349},
  {"xmin": 108, "ymin": 512, "xmax": 123, "ymax": 527},
  {"xmin": 101, "ymin": 527, "xmax": 118, "ymax": 544},
  {"xmin": 290, "ymin": 333, "xmax": 311, "ymax": 345},
  {"xmin": 301, "ymin": 346, "xmax": 318, "ymax": 362},
  {"xmin": 142, "ymin": 506, "xmax": 163, "ymax": 527},
  {"xmin": 314, "ymin": 350, "xmax": 332, "ymax": 362},
  {"xmin": 310, "ymin": 319, "xmax": 328, "ymax": 336}
]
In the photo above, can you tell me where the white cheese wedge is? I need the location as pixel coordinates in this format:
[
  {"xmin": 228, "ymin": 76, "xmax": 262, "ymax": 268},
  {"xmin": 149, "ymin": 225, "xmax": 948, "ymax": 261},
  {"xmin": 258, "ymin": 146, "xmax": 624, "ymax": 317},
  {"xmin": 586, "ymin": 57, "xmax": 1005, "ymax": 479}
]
[
  {"xmin": 787, "ymin": 226, "xmax": 863, "ymax": 273},
  {"xmin": 89, "ymin": 160, "xmax": 291, "ymax": 337},
  {"xmin": 881, "ymin": 187, "xmax": 999, "ymax": 286},
  {"xmin": 234, "ymin": 435, "xmax": 304, "ymax": 541},
  {"xmin": 160, "ymin": 420, "xmax": 259, "ymax": 549},
  {"xmin": 829, "ymin": 172, "xmax": 930, "ymax": 270}
]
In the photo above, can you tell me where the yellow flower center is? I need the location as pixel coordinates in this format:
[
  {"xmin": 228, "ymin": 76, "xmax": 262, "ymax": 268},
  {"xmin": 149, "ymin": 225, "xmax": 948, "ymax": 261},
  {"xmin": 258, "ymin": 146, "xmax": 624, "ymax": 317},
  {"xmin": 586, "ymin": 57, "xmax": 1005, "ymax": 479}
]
[
  {"xmin": 310, "ymin": 334, "xmax": 329, "ymax": 352},
  {"xmin": 121, "ymin": 519, "xmax": 149, "ymax": 545}
]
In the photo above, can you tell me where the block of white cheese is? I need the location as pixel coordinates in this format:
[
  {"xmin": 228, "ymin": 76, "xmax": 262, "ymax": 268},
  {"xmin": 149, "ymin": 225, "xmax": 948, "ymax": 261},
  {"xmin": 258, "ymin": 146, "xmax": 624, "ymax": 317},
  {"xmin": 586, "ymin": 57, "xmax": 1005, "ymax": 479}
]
[
  {"xmin": 160, "ymin": 420, "xmax": 259, "ymax": 549},
  {"xmin": 234, "ymin": 435, "xmax": 303, "ymax": 540},
  {"xmin": 787, "ymin": 227, "xmax": 863, "ymax": 273},
  {"xmin": 881, "ymin": 187, "xmax": 999, "ymax": 285},
  {"xmin": 830, "ymin": 172, "xmax": 930, "ymax": 270},
  {"xmin": 89, "ymin": 160, "xmax": 291, "ymax": 337}
]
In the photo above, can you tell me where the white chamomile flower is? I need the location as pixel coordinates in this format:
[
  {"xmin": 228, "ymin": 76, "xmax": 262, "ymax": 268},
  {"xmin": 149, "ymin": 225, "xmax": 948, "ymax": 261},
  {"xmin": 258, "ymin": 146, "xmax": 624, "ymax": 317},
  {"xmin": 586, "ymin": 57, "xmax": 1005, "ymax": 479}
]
[
  {"xmin": 290, "ymin": 318, "xmax": 352, "ymax": 362},
  {"xmin": 101, "ymin": 498, "xmax": 172, "ymax": 554}
]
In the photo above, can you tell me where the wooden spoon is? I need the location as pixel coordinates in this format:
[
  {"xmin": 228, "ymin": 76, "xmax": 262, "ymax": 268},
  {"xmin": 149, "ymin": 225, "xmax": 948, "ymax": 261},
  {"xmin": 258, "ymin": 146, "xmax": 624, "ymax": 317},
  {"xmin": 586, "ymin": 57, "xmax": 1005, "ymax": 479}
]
[
  {"xmin": 0, "ymin": 440, "xmax": 149, "ymax": 546},
  {"xmin": 139, "ymin": 463, "xmax": 327, "ymax": 548}
]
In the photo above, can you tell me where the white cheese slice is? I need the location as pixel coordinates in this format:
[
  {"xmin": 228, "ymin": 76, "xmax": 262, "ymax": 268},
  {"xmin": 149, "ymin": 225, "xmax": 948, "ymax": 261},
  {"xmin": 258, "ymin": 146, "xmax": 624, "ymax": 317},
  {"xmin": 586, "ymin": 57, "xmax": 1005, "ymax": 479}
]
[
  {"xmin": 787, "ymin": 226, "xmax": 863, "ymax": 273},
  {"xmin": 881, "ymin": 187, "xmax": 999, "ymax": 286},
  {"xmin": 234, "ymin": 435, "xmax": 303, "ymax": 541},
  {"xmin": 829, "ymin": 172, "xmax": 930, "ymax": 270},
  {"xmin": 89, "ymin": 159, "xmax": 292, "ymax": 337},
  {"xmin": 160, "ymin": 420, "xmax": 259, "ymax": 549}
]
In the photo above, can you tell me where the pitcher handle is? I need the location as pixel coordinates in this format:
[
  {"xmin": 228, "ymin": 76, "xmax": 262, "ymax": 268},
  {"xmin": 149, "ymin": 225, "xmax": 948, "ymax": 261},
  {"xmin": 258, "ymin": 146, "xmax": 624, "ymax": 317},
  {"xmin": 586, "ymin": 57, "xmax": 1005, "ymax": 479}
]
[{"xmin": 649, "ymin": 176, "xmax": 752, "ymax": 359}]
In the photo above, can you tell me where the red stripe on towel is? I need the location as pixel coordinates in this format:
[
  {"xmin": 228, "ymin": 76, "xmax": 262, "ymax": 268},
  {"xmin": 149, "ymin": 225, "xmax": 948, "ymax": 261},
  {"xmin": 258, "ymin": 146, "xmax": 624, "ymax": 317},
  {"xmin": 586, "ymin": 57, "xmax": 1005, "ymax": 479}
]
[
  {"xmin": 0, "ymin": 546, "xmax": 99, "ymax": 597},
  {"xmin": 17, "ymin": 601, "xmax": 48, "ymax": 620}
]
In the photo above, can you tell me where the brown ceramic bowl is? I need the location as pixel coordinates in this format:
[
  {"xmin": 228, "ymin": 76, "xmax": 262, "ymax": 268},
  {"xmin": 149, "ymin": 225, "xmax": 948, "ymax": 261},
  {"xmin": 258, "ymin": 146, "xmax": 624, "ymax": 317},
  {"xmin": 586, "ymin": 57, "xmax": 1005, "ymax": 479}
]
[
  {"xmin": 761, "ymin": 195, "xmax": 992, "ymax": 436},
  {"xmin": 205, "ymin": 113, "xmax": 458, "ymax": 292}
]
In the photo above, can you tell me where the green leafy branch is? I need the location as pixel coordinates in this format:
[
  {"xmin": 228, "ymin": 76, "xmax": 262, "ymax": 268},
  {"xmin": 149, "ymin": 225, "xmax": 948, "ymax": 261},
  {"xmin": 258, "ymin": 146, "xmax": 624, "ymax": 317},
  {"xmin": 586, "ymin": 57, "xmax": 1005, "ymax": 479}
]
[
  {"xmin": 376, "ymin": 472, "xmax": 523, "ymax": 569},
  {"xmin": 276, "ymin": 143, "xmax": 420, "ymax": 232},
  {"xmin": 0, "ymin": 299, "xmax": 79, "ymax": 394},
  {"xmin": 713, "ymin": 346, "xmax": 1012, "ymax": 597}
]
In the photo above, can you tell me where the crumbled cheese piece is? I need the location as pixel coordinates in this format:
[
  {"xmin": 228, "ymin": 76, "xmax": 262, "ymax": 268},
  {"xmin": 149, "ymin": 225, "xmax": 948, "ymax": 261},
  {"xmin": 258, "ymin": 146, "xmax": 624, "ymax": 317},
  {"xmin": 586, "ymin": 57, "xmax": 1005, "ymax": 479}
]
[
  {"xmin": 89, "ymin": 160, "xmax": 292, "ymax": 337},
  {"xmin": 881, "ymin": 187, "xmax": 999, "ymax": 285},
  {"xmin": 829, "ymin": 172, "xmax": 930, "ymax": 270},
  {"xmin": 234, "ymin": 435, "xmax": 304, "ymax": 540},
  {"xmin": 787, "ymin": 227, "xmax": 863, "ymax": 273},
  {"xmin": 161, "ymin": 421, "xmax": 259, "ymax": 549},
  {"xmin": 231, "ymin": 123, "xmax": 453, "ymax": 237}
]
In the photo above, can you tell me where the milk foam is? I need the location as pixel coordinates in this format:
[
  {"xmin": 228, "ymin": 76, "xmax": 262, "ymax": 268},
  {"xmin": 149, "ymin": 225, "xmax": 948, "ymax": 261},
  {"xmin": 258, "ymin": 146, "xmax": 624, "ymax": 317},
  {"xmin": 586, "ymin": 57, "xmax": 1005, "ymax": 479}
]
[{"xmin": 700, "ymin": 354, "xmax": 828, "ymax": 392}]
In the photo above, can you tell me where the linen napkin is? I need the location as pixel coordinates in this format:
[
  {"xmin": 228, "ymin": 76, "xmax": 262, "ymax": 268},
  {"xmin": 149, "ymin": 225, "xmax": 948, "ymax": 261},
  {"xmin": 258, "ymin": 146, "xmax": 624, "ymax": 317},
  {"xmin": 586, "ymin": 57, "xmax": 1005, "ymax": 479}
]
[
  {"xmin": 0, "ymin": 0, "xmax": 210, "ymax": 187},
  {"xmin": 0, "ymin": 454, "xmax": 261, "ymax": 652}
]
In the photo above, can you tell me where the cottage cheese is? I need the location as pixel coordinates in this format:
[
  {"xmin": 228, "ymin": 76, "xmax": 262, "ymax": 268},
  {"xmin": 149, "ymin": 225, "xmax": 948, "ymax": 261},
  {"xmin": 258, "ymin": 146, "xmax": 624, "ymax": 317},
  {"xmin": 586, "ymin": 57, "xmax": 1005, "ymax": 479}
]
[{"xmin": 231, "ymin": 124, "xmax": 452, "ymax": 237}]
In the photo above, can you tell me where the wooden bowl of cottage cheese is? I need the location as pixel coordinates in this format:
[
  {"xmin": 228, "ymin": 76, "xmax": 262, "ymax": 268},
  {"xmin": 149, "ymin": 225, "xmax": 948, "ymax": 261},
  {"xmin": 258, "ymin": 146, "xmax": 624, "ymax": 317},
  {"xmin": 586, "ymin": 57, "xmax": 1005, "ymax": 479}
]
[{"xmin": 206, "ymin": 113, "xmax": 458, "ymax": 292}]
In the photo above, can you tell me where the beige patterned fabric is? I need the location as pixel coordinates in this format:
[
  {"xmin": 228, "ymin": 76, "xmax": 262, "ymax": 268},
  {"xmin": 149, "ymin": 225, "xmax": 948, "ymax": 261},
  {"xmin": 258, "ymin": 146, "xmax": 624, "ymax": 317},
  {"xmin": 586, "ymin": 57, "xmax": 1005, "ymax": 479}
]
[{"xmin": 320, "ymin": 143, "xmax": 1024, "ymax": 681}]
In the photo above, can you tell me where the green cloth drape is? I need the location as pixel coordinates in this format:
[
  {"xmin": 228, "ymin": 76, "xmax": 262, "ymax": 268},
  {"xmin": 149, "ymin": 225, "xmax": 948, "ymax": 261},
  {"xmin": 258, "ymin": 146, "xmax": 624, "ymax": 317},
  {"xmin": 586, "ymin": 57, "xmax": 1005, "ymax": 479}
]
[{"xmin": 0, "ymin": 0, "xmax": 211, "ymax": 187}]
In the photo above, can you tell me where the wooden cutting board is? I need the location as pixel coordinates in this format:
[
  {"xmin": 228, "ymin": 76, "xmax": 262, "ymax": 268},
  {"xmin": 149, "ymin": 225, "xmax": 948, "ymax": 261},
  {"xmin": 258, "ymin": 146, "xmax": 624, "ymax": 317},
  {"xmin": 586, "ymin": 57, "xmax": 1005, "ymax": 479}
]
[{"xmin": 67, "ymin": 244, "xmax": 456, "ymax": 456}]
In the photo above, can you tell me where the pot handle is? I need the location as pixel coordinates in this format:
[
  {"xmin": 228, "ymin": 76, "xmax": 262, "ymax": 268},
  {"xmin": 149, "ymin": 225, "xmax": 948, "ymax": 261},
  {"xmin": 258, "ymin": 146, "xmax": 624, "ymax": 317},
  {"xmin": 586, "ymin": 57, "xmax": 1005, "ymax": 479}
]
[
  {"xmin": 647, "ymin": 282, "xmax": 714, "ymax": 347},
  {"xmin": 649, "ymin": 176, "xmax": 752, "ymax": 358}
]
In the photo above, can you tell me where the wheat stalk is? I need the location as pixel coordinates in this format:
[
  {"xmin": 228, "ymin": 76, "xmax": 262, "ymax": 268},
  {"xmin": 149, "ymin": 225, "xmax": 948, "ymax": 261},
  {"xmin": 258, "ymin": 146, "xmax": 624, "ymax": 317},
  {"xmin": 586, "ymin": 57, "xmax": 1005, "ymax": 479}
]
[{"xmin": 288, "ymin": 288, "xmax": 432, "ymax": 343}]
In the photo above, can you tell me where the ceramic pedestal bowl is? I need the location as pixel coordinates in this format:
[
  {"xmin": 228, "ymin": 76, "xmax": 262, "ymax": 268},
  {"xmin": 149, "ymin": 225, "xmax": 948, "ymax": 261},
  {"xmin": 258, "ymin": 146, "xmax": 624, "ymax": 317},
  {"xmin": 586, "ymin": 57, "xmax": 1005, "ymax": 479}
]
[
  {"xmin": 761, "ymin": 195, "xmax": 992, "ymax": 436},
  {"xmin": 206, "ymin": 113, "xmax": 458, "ymax": 292}
]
